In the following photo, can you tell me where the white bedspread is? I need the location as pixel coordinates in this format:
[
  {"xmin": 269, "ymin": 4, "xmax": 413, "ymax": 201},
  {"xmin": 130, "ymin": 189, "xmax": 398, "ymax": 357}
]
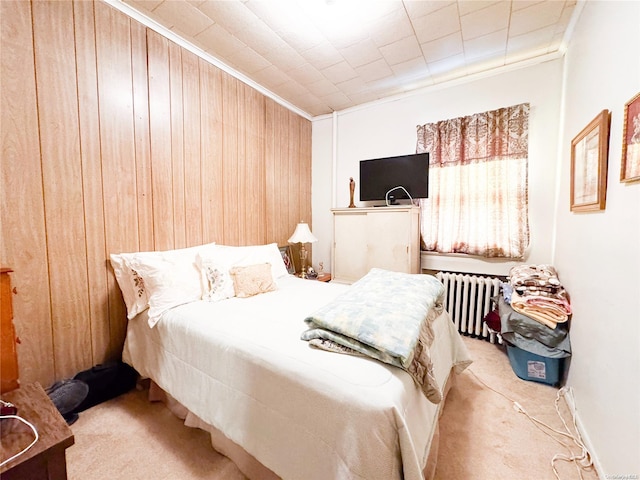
[{"xmin": 122, "ymin": 276, "xmax": 471, "ymax": 480}]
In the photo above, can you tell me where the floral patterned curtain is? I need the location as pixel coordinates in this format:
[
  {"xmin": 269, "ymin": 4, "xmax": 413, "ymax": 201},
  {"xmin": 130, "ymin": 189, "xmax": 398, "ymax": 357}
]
[{"xmin": 417, "ymin": 103, "xmax": 530, "ymax": 258}]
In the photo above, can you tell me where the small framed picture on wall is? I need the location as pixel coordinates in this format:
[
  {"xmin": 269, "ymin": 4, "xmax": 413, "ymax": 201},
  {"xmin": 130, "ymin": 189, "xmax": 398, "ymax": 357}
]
[
  {"xmin": 620, "ymin": 92, "xmax": 640, "ymax": 183},
  {"xmin": 570, "ymin": 109, "xmax": 610, "ymax": 212}
]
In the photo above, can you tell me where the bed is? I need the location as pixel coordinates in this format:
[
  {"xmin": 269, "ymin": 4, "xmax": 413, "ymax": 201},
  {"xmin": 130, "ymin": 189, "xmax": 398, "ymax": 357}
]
[{"xmin": 112, "ymin": 243, "xmax": 472, "ymax": 480}]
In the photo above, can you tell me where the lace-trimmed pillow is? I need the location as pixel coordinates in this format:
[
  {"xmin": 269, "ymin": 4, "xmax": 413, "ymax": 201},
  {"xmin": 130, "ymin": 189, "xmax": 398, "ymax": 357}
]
[
  {"xmin": 229, "ymin": 263, "xmax": 277, "ymax": 298},
  {"xmin": 198, "ymin": 256, "xmax": 235, "ymax": 302}
]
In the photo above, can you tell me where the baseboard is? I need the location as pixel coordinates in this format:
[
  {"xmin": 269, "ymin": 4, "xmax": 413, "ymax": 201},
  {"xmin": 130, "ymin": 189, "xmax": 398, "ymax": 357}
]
[{"xmin": 563, "ymin": 387, "xmax": 605, "ymax": 478}]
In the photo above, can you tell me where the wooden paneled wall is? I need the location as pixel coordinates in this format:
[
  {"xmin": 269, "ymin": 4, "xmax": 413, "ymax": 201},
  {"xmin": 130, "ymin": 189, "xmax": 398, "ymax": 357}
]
[{"xmin": 0, "ymin": 0, "xmax": 312, "ymax": 388}]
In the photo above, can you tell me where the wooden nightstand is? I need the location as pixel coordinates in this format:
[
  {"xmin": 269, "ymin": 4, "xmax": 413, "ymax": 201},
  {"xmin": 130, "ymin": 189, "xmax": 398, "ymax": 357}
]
[
  {"xmin": 1, "ymin": 382, "xmax": 74, "ymax": 480},
  {"xmin": 316, "ymin": 273, "xmax": 332, "ymax": 282}
]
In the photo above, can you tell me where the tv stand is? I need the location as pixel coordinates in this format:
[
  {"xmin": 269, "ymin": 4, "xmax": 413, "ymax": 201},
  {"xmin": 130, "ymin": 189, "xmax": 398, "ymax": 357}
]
[{"xmin": 331, "ymin": 206, "xmax": 421, "ymax": 284}]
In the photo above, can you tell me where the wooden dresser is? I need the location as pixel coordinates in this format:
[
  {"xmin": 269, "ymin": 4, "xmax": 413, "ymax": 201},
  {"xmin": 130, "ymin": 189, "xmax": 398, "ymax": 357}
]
[
  {"xmin": 331, "ymin": 206, "xmax": 421, "ymax": 284},
  {"xmin": 1, "ymin": 268, "xmax": 19, "ymax": 393},
  {"xmin": 0, "ymin": 382, "xmax": 75, "ymax": 480}
]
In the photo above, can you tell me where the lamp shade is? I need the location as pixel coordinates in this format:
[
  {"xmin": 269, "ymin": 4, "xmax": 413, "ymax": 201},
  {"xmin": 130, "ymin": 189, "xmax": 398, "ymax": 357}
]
[{"xmin": 288, "ymin": 222, "xmax": 318, "ymax": 244}]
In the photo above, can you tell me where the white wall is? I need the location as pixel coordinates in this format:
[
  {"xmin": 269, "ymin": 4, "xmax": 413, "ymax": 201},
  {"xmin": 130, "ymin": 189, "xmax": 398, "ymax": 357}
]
[
  {"xmin": 312, "ymin": 59, "xmax": 564, "ymax": 276},
  {"xmin": 554, "ymin": 1, "xmax": 640, "ymax": 476},
  {"xmin": 311, "ymin": 115, "xmax": 334, "ymax": 274}
]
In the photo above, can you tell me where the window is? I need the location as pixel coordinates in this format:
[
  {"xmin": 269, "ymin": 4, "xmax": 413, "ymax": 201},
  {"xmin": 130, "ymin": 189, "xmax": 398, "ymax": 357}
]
[{"xmin": 417, "ymin": 103, "xmax": 530, "ymax": 258}]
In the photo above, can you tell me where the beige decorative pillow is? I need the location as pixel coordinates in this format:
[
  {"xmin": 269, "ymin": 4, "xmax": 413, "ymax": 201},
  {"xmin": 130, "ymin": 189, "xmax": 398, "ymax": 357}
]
[{"xmin": 229, "ymin": 263, "xmax": 276, "ymax": 298}]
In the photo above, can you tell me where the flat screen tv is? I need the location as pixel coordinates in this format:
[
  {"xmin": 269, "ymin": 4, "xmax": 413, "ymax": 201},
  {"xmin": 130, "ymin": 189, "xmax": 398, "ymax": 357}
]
[{"xmin": 359, "ymin": 153, "xmax": 429, "ymax": 205}]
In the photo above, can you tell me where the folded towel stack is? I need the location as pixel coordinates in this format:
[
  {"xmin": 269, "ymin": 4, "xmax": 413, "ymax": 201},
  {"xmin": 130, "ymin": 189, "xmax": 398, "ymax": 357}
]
[{"xmin": 508, "ymin": 264, "xmax": 572, "ymax": 329}]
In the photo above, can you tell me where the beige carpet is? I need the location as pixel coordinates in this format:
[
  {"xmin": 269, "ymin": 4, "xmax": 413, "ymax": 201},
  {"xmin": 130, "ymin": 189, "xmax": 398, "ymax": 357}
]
[{"xmin": 66, "ymin": 337, "xmax": 599, "ymax": 480}]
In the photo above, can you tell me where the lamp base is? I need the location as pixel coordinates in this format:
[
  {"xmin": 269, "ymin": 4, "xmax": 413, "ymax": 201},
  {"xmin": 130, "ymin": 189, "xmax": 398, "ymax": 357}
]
[{"xmin": 298, "ymin": 244, "xmax": 309, "ymax": 279}]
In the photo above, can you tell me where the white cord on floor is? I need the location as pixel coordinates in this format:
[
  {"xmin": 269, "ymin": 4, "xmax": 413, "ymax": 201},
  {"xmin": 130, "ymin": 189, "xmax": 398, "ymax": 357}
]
[
  {"xmin": 0, "ymin": 415, "xmax": 39, "ymax": 467},
  {"xmin": 466, "ymin": 368, "xmax": 593, "ymax": 480}
]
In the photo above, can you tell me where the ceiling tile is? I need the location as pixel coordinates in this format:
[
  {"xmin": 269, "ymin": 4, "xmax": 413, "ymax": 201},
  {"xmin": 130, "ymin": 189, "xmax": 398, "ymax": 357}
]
[
  {"xmin": 262, "ymin": 41, "xmax": 307, "ymax": 72},
  {"xmin": 252, "ymin": 2, "xmax": 328, "ymax": 52},
  {"xmin": 399, "ymin": 75, "xmax": 434, "ymax": 94},
  {"xmin": 340, "ymin": 39, "xmax": 383, "ymax": 69},
  {"xmin": 421, "ymin": 32, "xmax": 464, "ymax": 63},
  {"xmin": 321, "ymin": 60, "xmax": 359, "ymax": 84},
  {"xmin": 320, "ymin": 90, "xmax": 353, "ymax": 111},
  {"xmin": 273, "ymin": 80, "xmax": 312, "ymax": 100},
  {"xmin": 251, "ymin": 65, "xmax": 291, "ymax": 88},
  {"xmin": 335, "ymin": 76, "xmax": 370, "ymax": 96},
  {"xmin": 229, "ymin": 14, "xmax": 285, "ymax": 56},
  {"xmin": 457, "ymin": 1, "xmax": 501, "ymax": 16},
  {"xmin": 355, "ymin": 58, "xmax": 394, "ymax": 83},
  {"xmin": 309, "ymin": 1, "xmax": 403, "ymax": 49},
  {"xmin": 460, "ymin": 2, "xmax": 511, "ymax": 40},
  {"xmin": 510, "ymin": 1, "xmax": 564, "ymax": 36},
  {"xmin": 428, "ymin": 53, "xmax": 465, "ymax": 76},
  {"xmin": 226, "ymin": 46, "xmax": 271, "ymax": 74},
  {"xmin": 465, "ymin": 55, "xmax": 507, "ymax": 76},
  {"xmin": 438, "ymin": 67, "xmax": 471, "ymax": 85},
  {"xmin": 292, "ymin": 98, "xmax": 329, "ymax": 115},
  {"xmin": 379, "ymin": 35, "xmax": 423, "ymax": 66},
  {"xmin": 243, "ymin": 0, "xmax": 298, "ymax": 33},
  {"xmin": 507, "ymin": 25, "xmax": 555, "ymax": 56},
  {"xmin": 464, "ymin": 29, "xmax": 508, "ymax": 60},
  {"xmin": 404, "ymin": 1, "xmax": 456, "ymax": 18},
  {"xmin": 195, "ymin": 23, "xmax": 246, "ymax": 58},
  {"xmin": 368, "ymin": 8, "xmax": 415, "ymax": 48},
  {"xmin": 369, "ymin": 83, "xmax": 406, "ymax": 100},
  {"xmin": 300, "ymin": 42, "xmax": 344, "ymax": 70},
  {"xmin": 390, "ymin": 56, "xmax": 430, "ymax": 81},
  {"xmin": 152, "ymin": 0, "xmax": 214, "ymax": 36},
  {"xmin": 511, "ymin": 0, "xmax": 545, "ymax": 12},
  {"xmin": 411, "ymin": 3, "xmax": 460, "ymax": 44},
  {"xmin": 286, "ymin": 63, "xmax": 326, "ymax": 86},
  {"xmin": 555, "ymin": 2, "xmax": 577, "ymax": 34},
  {"xmin": 348, "ymin": 89, "xmax": 382, "ymax": 106},
  {"xmin": 307, "ymin": 77, "xmax": 340, "ymax": 97},
  {"xmin": 126, "ymin": 0, "xmax": 164, "ymax": 12},
  {"xmin": 197, "ymin": 0, "xmax": 250, "ymax": 34},
  {"xmin": 280, "ymin": 27, "xmax": 326, "ymax": 53}
]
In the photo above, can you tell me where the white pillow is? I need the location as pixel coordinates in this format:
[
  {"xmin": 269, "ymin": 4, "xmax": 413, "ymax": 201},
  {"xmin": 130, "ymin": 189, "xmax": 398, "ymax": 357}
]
[
  {"xmin": 109, "ymin": 253, "xmax": 150, "ymax": 320},
  {"xmin": 131, "ymin": 255, "xmax": 199, "ymax": 328},
  {"xmin": 212, "ymin": 243, "xmax": 289, "ymax": 280},
  {"xmin": 110, "ymin": 242, "xmax": 216, "ymax": 321}
]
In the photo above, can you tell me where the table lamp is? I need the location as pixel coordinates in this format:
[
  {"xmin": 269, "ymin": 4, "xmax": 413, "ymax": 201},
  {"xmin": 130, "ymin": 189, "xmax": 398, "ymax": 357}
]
[{"xmin": 287, "ymin": 222, "xmax": 318, "ymax": 279}]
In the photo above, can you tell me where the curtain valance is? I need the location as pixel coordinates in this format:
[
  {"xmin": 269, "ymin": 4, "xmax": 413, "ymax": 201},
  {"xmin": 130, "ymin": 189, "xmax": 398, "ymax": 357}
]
[{"xmin": 416, "ymin": 103, "xmax": 530, "ymax": 166}]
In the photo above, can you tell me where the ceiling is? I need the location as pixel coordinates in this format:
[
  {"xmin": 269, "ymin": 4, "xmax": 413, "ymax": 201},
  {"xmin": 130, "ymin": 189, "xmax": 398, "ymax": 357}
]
[{"xmin": 119, "ymin": 0, "xmax": 578, "ymax": 118}]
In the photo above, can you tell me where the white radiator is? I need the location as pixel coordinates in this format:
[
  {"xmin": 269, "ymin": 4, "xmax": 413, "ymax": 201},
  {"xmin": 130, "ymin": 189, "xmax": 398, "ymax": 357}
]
[{"xmin": 436, "ymin": 271, "xmax": 503, "ymax": 343}]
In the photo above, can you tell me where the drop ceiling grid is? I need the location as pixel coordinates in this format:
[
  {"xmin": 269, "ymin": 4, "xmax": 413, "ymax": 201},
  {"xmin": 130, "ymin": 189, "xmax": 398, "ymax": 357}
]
[{"xmin": 121, "ymin": 0, "xmax": 577, "ymax": 116}]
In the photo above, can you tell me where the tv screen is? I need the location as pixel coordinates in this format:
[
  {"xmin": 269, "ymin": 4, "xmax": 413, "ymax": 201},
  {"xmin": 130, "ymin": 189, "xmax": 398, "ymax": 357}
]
[{"xmin": 359, "ymin": 153, "xmax": 429, "ymax": 203}]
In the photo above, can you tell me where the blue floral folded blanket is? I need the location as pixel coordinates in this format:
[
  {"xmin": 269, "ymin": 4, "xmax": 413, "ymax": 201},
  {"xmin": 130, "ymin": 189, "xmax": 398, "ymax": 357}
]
[{"xmin": 301, "ymin": 268, "xmax": 446, "ymax": 403}]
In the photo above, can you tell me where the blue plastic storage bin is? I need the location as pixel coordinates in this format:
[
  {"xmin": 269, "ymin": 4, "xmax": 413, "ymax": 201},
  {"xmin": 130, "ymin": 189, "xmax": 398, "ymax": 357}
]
[{"xmin": 506, "ymin": 344, "xmax": 566, "ymax": 386}]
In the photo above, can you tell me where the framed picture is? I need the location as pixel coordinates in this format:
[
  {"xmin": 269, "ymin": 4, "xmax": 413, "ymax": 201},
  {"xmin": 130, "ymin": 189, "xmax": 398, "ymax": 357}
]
[
  {"xmin": 620, "ymin": 92, "xmax": 640, "ymax": 183},
  {"xmin": 279, "ymin": 246, "xmax": 295, "ymax": 275},
  {"xmin": 570, "ymin": 109, "xmax": 610, "ymax": 212}
]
